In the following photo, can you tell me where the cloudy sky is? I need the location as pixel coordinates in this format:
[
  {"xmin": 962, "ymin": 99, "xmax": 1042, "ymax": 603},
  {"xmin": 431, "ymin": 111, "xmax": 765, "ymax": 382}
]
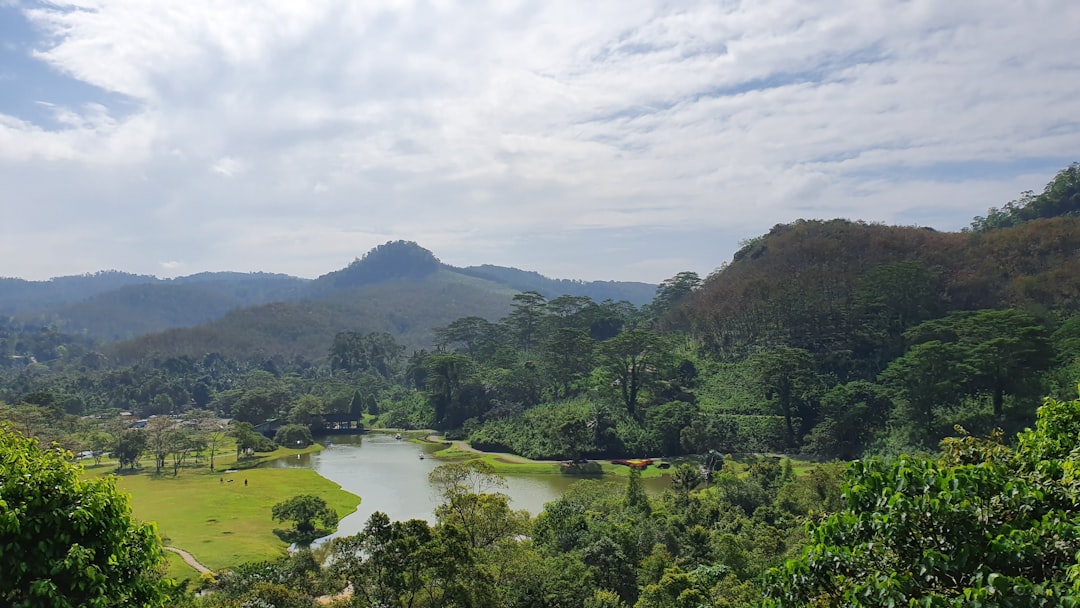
[{"xmin": 1, "ymin": 0, "xmax": 1078, "ymax": 283}]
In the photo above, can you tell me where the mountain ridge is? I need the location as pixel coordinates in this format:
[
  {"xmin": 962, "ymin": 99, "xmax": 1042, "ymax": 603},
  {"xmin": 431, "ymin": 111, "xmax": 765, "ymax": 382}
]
[{"xmin": 2, "ymin": 242, "xmax": 658, "ymax": 349}]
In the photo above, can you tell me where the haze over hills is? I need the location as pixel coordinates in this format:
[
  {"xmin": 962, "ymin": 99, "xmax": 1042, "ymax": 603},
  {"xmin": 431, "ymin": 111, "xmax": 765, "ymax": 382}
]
[{"xmin": 0, "ymin": 241, "xmax": 657, "ymax": 347}]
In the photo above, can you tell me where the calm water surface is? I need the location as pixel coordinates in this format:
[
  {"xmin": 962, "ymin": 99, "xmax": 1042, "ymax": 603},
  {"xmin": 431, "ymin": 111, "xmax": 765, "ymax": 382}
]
[{"xmin": 264, "ymin": 433, "xmax": 668, "ymax": 542}]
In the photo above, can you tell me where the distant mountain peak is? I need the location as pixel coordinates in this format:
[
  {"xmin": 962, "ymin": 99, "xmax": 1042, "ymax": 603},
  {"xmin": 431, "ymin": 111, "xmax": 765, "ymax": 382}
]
[{"xmin": 316, "ymin": 240, "xmax": 441, "ymax": 289}]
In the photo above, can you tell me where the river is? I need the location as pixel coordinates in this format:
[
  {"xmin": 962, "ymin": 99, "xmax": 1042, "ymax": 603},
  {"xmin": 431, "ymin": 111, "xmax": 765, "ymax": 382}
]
[{"xmin": 263, "ymin": 433, "xmax": 669, "ymax": 542}]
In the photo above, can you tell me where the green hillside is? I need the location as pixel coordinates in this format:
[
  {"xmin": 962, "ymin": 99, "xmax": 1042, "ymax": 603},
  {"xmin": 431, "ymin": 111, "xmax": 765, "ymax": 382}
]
[
  {"xmin": 677, "ymin": 216, "xmax": 1080, "ymax": 368},
  {"xmin": 104, "ymin": 270, "xmax": 516, "ymax": 364}
]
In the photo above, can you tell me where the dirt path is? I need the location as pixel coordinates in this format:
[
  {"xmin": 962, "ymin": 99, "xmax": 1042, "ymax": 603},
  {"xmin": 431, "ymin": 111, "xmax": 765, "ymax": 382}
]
[{"xmin": 164, "ymin": 546, "xmax": 211, "ymax": 575}]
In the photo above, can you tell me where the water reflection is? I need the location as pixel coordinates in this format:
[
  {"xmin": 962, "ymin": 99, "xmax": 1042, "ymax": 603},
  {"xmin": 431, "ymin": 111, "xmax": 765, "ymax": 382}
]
[{"xmin": 264, "ymin": 433, "xmax": 668, "ymax": 542}]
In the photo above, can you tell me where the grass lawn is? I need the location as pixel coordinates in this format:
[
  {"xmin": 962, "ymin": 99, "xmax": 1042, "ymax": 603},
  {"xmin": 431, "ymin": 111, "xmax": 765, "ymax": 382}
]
[
  {"xmin": 83, "ymin": 445, "xmax": 359, "ymax": 572},
  {"xmin": 426, "ymin": 440, "xmax": 673, "ymax": 478}
]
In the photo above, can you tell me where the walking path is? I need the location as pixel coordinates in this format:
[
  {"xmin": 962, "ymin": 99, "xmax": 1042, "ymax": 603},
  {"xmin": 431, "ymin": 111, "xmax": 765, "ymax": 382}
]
[{"xmin": 164, "ymin": 546, "xmax": 211, "ymax": 575}]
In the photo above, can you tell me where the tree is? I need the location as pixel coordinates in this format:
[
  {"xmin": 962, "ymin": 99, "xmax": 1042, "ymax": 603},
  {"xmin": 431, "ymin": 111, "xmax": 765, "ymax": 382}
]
[
  {"xmin": 625, "ymin": 467, "xmax": 650, "ymax": 514},
  {"xmin": 428, "ymin": 461, "xmax": 529, "ymax": 550},
  {"xmin": 969, "ymin": 162, "xmax": 1080, "ymax": 231},
  {"xmin": 904, "ymin": 309, "xmax": 1052, "ymax": 418},
  {"xmin": 652, "ymin": 271, "xmax": 702, "ymax": 319},
  {"xmin": 229, "ymin": 421, "xmax": 273, "ymax": 458},
  {"xmin": 597, "ymin": 329, "xmax": 672, "ymax": 418},
  {"xmin": 84, "ymin": 429, "xmax": 113, "ymax": 465},
  {"xmin": 435, "ymin": 316, "xmax": 505, "ymax": 362},
  {"xmin": 423, "ymin": 353, "xmax": 477, "ymax": 429},
  {"xmin": 329, "ymin": 331, "xmax": 404, "ymax": 377},
  {"xmin": 144, "ymin": 416, "xmax": 179, "ymax": 475},
  {"xmin": 189, "ymin": 409, "xmax": 228, "ymax": 472},
  {"xmin": 852, "ymin": 260, "xmax": 944, "ymax": 370},
  {"xmin": 275, "ymin": 423, "xmax": 314, "ymax": 448},
  {"xmin": 801, "ymin": 380, "xmax": 894, "ymax": 459},
  {"xmin": 541, "ymin": 328, "xmax": 596, "ymax": 399},
  {"xmin": 288, "ymin": 394, "xmax": 324, "ymax": 435},
  {"xmin": 750, "ymin": 347, "xmax": 822, "ymax": 447},
  {"xmin": 506, "ymin": 291, "xmax": 548, "ymax": 352},
  {"xmin": 113, "ymin": 428, "xmax": 147, "ymax": 470},
  {"xmin": 331, "ymin": 511, "xmax": 488, "ymax": 607},
  {"xmin": 332, "ymin": 513, "xmax": 436, "ymax": 607},
  {"xmin": 271, "ymin": 494, "xmax": 339, "ymax": 545},
  {"xmin": 764, "ymin": 392, "xmax": 1080, "ymax": 606},
  {"xmin": 0, "ymin": 425, "xmax": 170, "ymax": 607},
  {"xmin": 348, "ymin": 390, "xmax": 364, "ymax": 418},
  {"xmin": 168, "ymin": 429, "xmax": 196, "ymax": 476},
  {"xmin": 671, "ymin": 464, "xmax": 703, "ymax": 497}
]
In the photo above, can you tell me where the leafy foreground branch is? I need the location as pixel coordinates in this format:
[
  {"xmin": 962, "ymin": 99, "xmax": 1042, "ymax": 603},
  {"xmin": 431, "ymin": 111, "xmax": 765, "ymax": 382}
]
[
  {"xmin": 765, "ymin": 392, "xmax": 1080, "ymax": 606},
  {"xmin": 0, "ymin": 424, "xmax": 174, "ymax": 607}
]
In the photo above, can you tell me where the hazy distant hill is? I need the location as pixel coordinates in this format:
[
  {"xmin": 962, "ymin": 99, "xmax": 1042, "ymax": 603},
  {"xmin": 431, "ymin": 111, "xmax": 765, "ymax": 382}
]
[
  {"xmin": 0, "ymin": 271, "xmax": 157, "ymax": 316},
  {"xmin": 38, "ymin": 274, "xmax": 307, "ymax": 340},
  {"xmin": 452, "ymin": 264, "xmax": 656, "ymax": 306},
  {"xmin": 105, "ymin": 269, "xmax": 517, "ymax": 363},
  {"xmin": 309, "ymin": 239, "xmax": 442, "ymax": 294},
  {"xmin": 8, "ymin": 272, "xmax": 307, "ymax": 339},
  {"xmin": 2, "ymin": 242, "xmax": 655, "ymax": 347}
]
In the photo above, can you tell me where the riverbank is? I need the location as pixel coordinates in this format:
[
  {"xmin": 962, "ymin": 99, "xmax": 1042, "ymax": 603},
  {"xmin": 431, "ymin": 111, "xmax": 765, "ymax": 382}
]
[
  {"xmin": 418, "ymin": 435, "xmax": 675, "ymax": 478},
  {"xmin": 82, "ymin": 443, "xmax": 360, "ymax": 577},
  {"xmin": 417, "ymin": 435, "xmax": 826, "ymax": 480}
]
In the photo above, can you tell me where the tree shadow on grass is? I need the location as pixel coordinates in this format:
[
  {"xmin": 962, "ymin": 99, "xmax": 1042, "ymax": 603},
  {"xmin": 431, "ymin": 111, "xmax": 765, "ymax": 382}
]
[{"xmin": 272, "ymin": 528, "xmax": 330, "ymax": 546}]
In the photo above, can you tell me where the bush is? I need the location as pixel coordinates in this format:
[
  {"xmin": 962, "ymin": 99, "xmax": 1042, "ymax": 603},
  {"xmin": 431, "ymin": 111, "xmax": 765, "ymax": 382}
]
[{"xmin": 275, "ymin": 424, "xmax": 314, "ymax": 448}]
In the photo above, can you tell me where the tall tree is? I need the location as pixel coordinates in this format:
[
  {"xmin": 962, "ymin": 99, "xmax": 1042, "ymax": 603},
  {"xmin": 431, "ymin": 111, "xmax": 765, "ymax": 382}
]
[
  {"xmin": 750, "ymin": 347, "xmax": 822, "ymax": 447},
  {"xmin": 651, "ymin": 271, "xmax": 702, "ymax": 318},
  {"xmin": 879, "ymin": 340, "xmax": 973, "ymax": 439},
  {"xmin": 903, "ymin": 309, "xmax": 1052, "ymax": 418},
  {"xmin": 541, "ymin": 328, "xmax": 596, "ymax": 399},
  {"xmin": 597, "ymin": 330, "xmax": 672, "ymax": 418},
  {"xmin": 423, "ymin": 353, "xmax": 475, "ymax": 429},
  {"xmin": 429, "ymin": 461, "xmax": 529, "ymax": 550},
  {"xmin": 435, "ymin": 316, "xmax": 505, "ymax": 362},
  {"xmin": 506, "ymin": 291, "xmax": 548, "ymax": 352},
  {"xmin": 144, "ymin": 416, "xmax": 179, "ymax": 475}
]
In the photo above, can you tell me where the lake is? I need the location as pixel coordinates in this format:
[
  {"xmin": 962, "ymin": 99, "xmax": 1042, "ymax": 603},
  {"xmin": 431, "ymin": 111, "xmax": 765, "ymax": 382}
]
[{"xmin": 263, "ymin": 433, "xmax": 669, "ymax": 542}]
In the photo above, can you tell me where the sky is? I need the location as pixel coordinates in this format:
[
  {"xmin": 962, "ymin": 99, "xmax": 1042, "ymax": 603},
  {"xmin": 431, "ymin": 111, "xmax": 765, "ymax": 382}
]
[{"xmin": 1, "ymin": 1, "xmax": 1078, "ymax": 284}]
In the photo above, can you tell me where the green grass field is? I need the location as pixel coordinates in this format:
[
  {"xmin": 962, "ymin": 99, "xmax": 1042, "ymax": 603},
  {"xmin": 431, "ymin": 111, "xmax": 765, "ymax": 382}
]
[{"xmin": 82, "ymin": 444, "xmax": 359, "ymax": 572}]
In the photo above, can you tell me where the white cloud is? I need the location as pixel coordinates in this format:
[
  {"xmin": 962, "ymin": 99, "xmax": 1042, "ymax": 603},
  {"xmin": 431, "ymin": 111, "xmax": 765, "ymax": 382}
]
[
  {"xmin": 0, "ymin": 0, "xmax": 1078, "ymax": 282},
  {"xmin": 211, "ymin": 156, "xmax": 247, "ymax": 178}
]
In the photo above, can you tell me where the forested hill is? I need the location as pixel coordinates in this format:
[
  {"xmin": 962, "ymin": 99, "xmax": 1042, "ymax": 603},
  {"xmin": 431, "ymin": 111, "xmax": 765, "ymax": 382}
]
[
  {"xmin": 103, "ymin": 269, "xmax": 518, "ymax": 364},
  {"xmin": 677, "ymin": 162, "xmax": 1080, "ymax": 364},
  {"xmin": 1, "ymin": 271, "xmax": 307, "ymax": 334},
  {"xmin": 676, "ymin": 215, "xmax": 1080, "ymax": 374},
  {"xmin": 452, "ymin": 264, "xmax": 656, "ymax": 306},
  {"xmin": 0, "ymin": 270, "xmax": 159, "ymax": 316}
]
